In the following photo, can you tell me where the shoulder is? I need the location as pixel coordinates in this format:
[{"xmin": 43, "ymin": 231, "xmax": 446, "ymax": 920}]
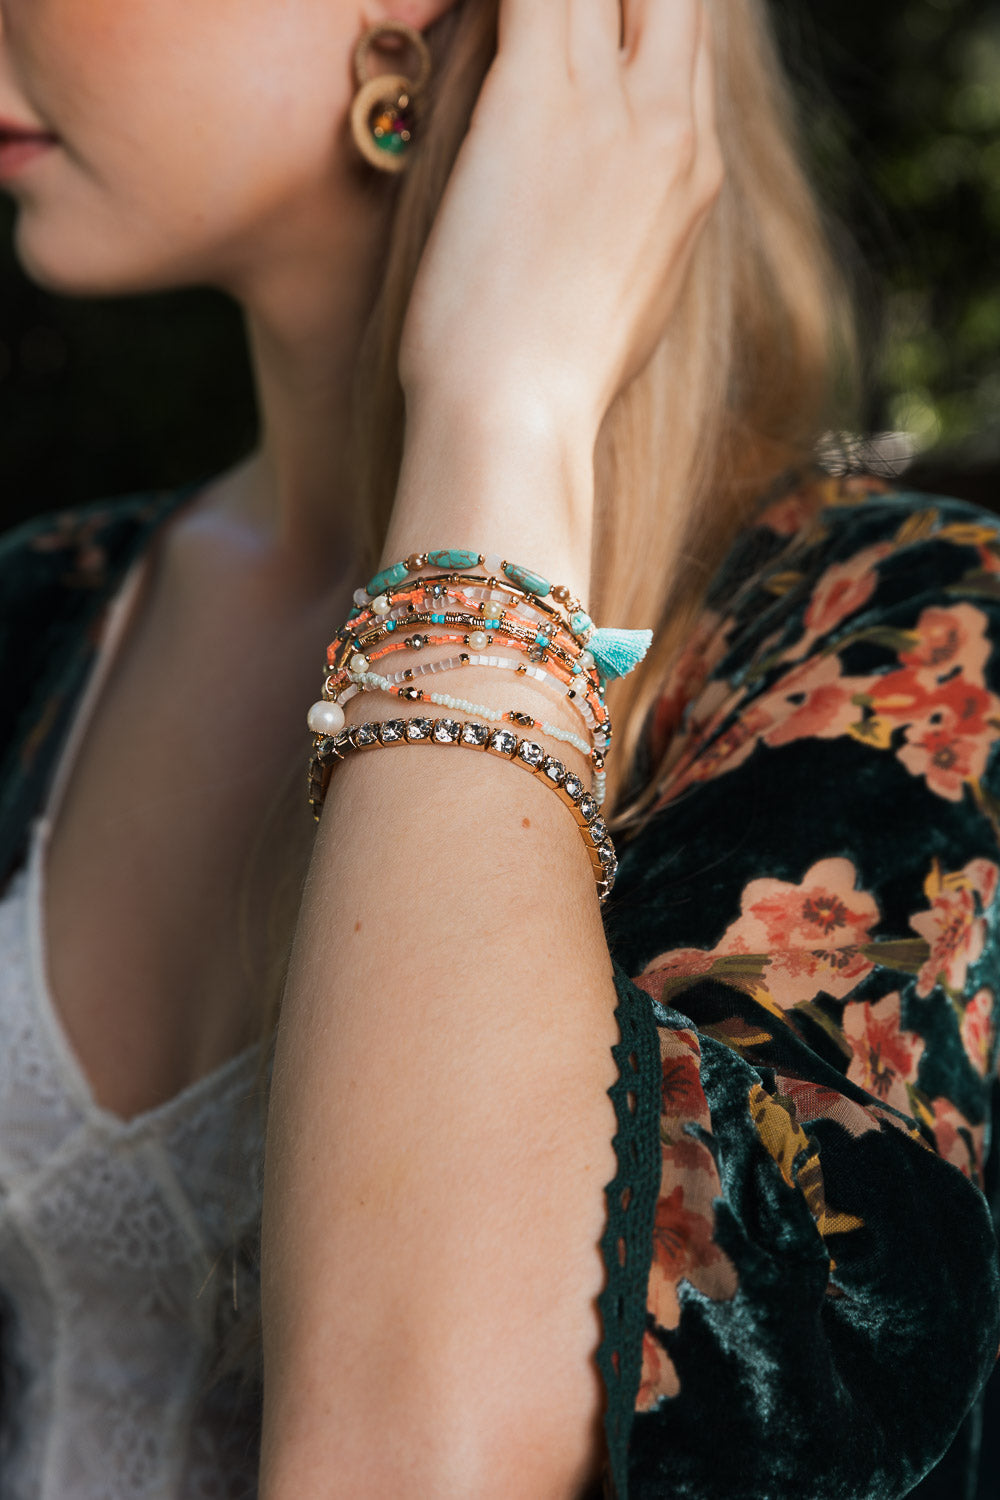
[
  {"xmin": 0, "ymin": 485, "xmax": 196, "ymax": 874},
  {"xmin": 610, "ymin": 467, "xmax": 1000, "ymax": 1129},
  {"xmin": 642, "ymin": 470, "xmax": 1000, "ymax": 785},
  {"xmin": 600, "ymin": 472, "xmax": 1000, "ymax": 1496},
  {"xmin": 709, "ymin": 469, "xmax": 1000, "ymax": 642},
  {"xmin": 0, "ymin": 487, "xmax": 188, "ymax": 615}
]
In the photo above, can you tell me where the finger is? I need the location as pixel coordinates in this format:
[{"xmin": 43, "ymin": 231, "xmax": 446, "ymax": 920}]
[
  {"xmin": 567, "ymin": 0, "xmax": 624, "ymax": 82},
  {"xmin": 624, "ymin": 0, "xmax": 701, "ymax": 108},
  {"xmin": 497, "ymin": 0, "xmax": 569, "ymax": 61},
  {"xmin": 690, "ymin": 9, "xmax": 720, "ymax": 165}
]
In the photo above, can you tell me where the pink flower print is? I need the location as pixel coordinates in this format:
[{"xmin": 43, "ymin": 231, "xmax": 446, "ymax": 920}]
[
  {"xmin": 636, "ymin": 949, "xmax": 718, "ymax": 1009},
  {"xmin": 657, "ymin": 700, "xmax": 766, "ymax": 804},
  {"xmin": 896, "ymin": 677, "xmax": 1000, "ymax": 802},
  {"xmin": 898, "ymin": 712, "xmax": 994, "ymax": 801},
  {"xmin": 758, "ymin": 656, "xmax": 870, "ymax": 750},
  {"xmin": 660, "ymin": 1050, "xmax": 708, "ymax": 1124},
  {"xmin": 930, "ymin": 1097, "xmax": 982, "ymax": 1179},
  {"xmin": 651, "ymin": 1185, "xmax": 727, "ymax": 1293},
  {"xmin": 718, "ymin": 857, "xmax": 880, "ymax": 954},
  {"xmin": 869, "ymin": 662, "xmax": 1000, "ymax": 801},
  {"xmin": 636, "ymin": 1331, "xmax": 679, "ymax": 1410},
  {"xmin": 843, "ymin": 993, "xmax": 925, "ymax": 1117},
  {"xmin": 648, "ymin": 610, "xmax": 734, "ymax": 762},
  {"xmin": 757, "ymin": 490, "xmax": 821, "ymax": 537},
  {"xmin": 774, "ymin": 1076, "xmax": 883, "ymax": 1140},
  {"xmin": 960, "ymin": 989, "xmax": 995, "ymax": 1078},
  {"xmin": 899, "ymin": 603, "xmax": 993, "ymax": 687},
  {"xmin": 910, "ymin": 858, "xmax": 998, "ymax": 998},
  {"xmin": 802, "ymin": 543, "xmax": 892, "ymax": 638},
  {"xmin": 714, "ymin": 857, "xmax": 881, "ymax": 1009},
  {"xmin": 759, "ymin": 946, "xmax": 876, "ymax": 1011},
  {"xmin": 868, "ymin": 666, "xmax": 935, "ymax": 725}
]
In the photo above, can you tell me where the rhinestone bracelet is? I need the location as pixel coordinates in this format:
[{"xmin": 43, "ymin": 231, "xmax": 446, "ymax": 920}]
[
  {"xmin": 308, "ymin": 717, "xmax": 617, "ymax": 902},
  {"xmin": 345, "ymin": 653, "xmax": 608, "ymax": 744}
]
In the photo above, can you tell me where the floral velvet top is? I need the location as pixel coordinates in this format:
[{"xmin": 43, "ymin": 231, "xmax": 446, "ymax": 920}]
[{"xmin": 1, "ymin": 470, "xmax": 999, "ymax": 1500}]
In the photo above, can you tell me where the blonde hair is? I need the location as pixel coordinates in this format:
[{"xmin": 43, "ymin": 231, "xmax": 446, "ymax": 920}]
[
  {"xmin": 351, "ymin": 0, "xmax": 859, "ymax": 830},
  {"xmin": 242, "ymin": 0, "xmax": 861, "ymax": 1016},
  {"xmin": 221, "ymin": 0, "xmax": 861, "ymax": 1382}
]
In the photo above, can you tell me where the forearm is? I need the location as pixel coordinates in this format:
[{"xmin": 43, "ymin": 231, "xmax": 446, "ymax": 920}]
[{"xmin": 259, "ymin": 407, "xmax": 620, "ymax": 1500}]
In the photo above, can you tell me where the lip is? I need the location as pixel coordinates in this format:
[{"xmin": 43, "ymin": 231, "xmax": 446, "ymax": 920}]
[{"xmin": 0, "ymin": 117, "xmax": 59, "ymax": 179}]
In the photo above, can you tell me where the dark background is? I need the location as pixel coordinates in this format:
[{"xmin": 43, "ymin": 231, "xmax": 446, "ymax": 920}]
[{"xmin": 0, "ymin": 0, "xmax": 996, "ymax": 532}]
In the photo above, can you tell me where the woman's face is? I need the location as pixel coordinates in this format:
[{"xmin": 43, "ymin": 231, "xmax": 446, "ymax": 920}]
[{"xmin": 0, "ymin": 0, "xmax": 371, "ymax": 296}]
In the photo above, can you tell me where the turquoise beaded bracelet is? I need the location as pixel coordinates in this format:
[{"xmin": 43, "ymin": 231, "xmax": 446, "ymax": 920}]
[{"xmin": 353, "ymin": 549, "xmax": 653, "ymax": 684}]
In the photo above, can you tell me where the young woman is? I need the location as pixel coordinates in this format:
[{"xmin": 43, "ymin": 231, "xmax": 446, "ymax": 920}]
[{"xmin": 0, "ymin": 1, "xmax": 997, "ymax": 1496}]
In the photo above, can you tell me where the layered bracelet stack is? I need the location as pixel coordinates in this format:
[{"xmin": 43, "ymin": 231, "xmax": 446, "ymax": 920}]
[{"xmin": 307, "ymin": 547, "xmax": 653, "ymax": 904}]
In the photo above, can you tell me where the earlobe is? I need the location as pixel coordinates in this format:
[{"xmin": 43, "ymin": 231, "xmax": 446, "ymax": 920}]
[{"xmin": 359, "ymin": 0, "xmax": 465, "ymax": 37}]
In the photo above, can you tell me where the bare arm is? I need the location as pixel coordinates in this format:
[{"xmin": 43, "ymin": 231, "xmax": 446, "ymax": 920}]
[{"xmin": 259, "ymin": 3, "xmax": 722, "ymax": 1494}]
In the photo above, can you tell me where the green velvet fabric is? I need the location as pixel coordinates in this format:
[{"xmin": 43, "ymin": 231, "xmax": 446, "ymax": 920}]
[
  {"xmin": 1, "ymin": 471, "xmax": 999, "ymax": 1499},
  {"xmin": 601, "ymin": 474, "xmax": 1000, "ymax": 1497}
]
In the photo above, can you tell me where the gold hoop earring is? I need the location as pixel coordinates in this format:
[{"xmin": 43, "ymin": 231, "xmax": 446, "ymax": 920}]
[{"xmin": 350, "ymin": 21, "xmax": 432, "ymax": 175}]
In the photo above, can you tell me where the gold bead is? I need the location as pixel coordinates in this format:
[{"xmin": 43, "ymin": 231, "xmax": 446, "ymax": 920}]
[{"xmin": 405, "ymin": 553, "xmax": 427, "ymax": 571}]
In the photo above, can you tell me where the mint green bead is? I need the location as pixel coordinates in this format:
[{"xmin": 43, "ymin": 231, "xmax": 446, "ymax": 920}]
[
  {"xmin": 571, "ymin": 610, "xmax": 594, "ymax": 638},
  {"xmin": 504, "ymin": 563, "xmax": 551, "ymax": 597},
  {"xmin": 366, "ymin": 562, "xmax": 409, "ymax": 596},
  {"xmin": 427, "ymin": 549, "xmax": 481, "ymax": 569}
]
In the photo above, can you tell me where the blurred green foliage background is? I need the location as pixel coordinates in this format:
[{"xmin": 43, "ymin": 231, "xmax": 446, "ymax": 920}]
[{"xmin": 0, "ymin": 0, "xmax": 996, "ymax": 531}]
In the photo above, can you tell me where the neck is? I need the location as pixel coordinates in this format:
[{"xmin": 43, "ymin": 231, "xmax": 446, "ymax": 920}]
[{"xmin": 206, "ymin": 174, "xmax": 395, "ymax": 588}]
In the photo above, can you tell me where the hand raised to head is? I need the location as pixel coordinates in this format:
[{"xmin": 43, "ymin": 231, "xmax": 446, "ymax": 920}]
[{"xmin": 399, "ymin": 0, "xmax": 723, "ymax": 442}]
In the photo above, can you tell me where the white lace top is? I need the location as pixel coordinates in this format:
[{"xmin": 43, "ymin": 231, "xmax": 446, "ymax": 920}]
[{"xmin": 0, "ymin": 557, "xmax": 266, "ymax": 1498}]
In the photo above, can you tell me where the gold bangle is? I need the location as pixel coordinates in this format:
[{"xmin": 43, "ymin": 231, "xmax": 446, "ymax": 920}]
[{"xmin": 308, "ymin": 717, "xmax": 617, "ymax": 903}]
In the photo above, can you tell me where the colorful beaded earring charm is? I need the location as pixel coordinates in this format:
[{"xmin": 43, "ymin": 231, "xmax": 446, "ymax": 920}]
[{"xmin": 350, "ymin": 21, "xmax": 432, "ymax": 174}]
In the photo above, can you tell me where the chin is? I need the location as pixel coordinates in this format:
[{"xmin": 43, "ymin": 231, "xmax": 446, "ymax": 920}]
[{"xmin": 13, "ymin": 208, "xmax": 202, "ymax": 299}]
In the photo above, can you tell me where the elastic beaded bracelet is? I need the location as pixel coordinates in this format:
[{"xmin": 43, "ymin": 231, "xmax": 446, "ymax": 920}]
[
  {"xmin": 344, "ymin": 657, "xmax": 611, "ymax": 744},
  {"xmin": 347, "ymin": 652, "xmax": 610, "ymax": 744},
  {"xmin": 338, "ymin": 634, "xmax": 611, "ymax": 739},
  {"xmin": 308, "ymin": 717, "xmax": 617, "ymax": 902},
  {"xmin": 314, "ymin": 671, "xmax": 608, "ymax": 805},
  {"xmin": 352, "ymin": 550, "xmax": 653, "ymax": 685},
  {"xmin": 335, "ymin": 673, "xmax": 595, "ymax": 760},
  {"xmin": 348, "ymin": 610, "xmax": 590, "ymax": 684}
]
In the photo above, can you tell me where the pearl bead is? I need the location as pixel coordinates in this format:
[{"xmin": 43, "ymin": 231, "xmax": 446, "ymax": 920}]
[
  {"xmin": 307, "ymin": 700, "xmax": 346, "ymax": 735},
  {"xmin": 350, "ymin": 653, "xmax": 369, "ymax": 674},
  {"xmin": 372, "ymin": 594, "xmax": 391, "ymax": 616},
  {"xmin": 468, "ymin": 630, "xmax": 489, "ymax": 650}
]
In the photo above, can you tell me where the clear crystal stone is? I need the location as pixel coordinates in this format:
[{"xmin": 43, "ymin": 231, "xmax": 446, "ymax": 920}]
[
  {"xmin": 517, "ymin": 741, "xmax": 545, "ymax": 768},
  {"xmin": 579, "ymin": 794, "xmax": 599, "ymax": 822},
  {"xmin": 598, "ymin": 842, "xmax": 617, "ymax": 868},
  {"xmin": 378, "ymin": 719, "xmax": 406, "ymax": 744},
  {"xmin": 461, "ymin": 722, "xmax": 489, "ymax": 746},
  {"xmin": 405, "ymin": 718, "xmax": 432, "ymax": 741},
  {"xmin": 489, "ymin": 729, "xmax": 517, "ymax": 757},
  {"xmin": 542, "ymin": 757, "xmax": 566, "ymax": 785},
  {"xmin": 352, "ymin": 724, "xmax": 377, "ymax": 747},
  {"xmin": 563, "ymin": 772, "xmax": 583, "ymax": 801},
  {"xmin": 589, "ymin": 818, "xmax": 608, "ymax": 845},
  {"xmin": 433, "ymin": 719, "xmax": 461, "ymax": 743}
]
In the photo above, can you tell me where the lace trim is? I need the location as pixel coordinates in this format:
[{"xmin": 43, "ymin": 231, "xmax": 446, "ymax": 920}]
[{"xmin": 596, "ymin": 962, "xmax": 662, "ymax": 1500}]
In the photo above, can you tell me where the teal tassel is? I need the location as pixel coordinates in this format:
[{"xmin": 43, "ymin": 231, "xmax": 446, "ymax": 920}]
[{"xmin": 587, "ymin": 626, "xmax": 654, "ymax": 682}]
